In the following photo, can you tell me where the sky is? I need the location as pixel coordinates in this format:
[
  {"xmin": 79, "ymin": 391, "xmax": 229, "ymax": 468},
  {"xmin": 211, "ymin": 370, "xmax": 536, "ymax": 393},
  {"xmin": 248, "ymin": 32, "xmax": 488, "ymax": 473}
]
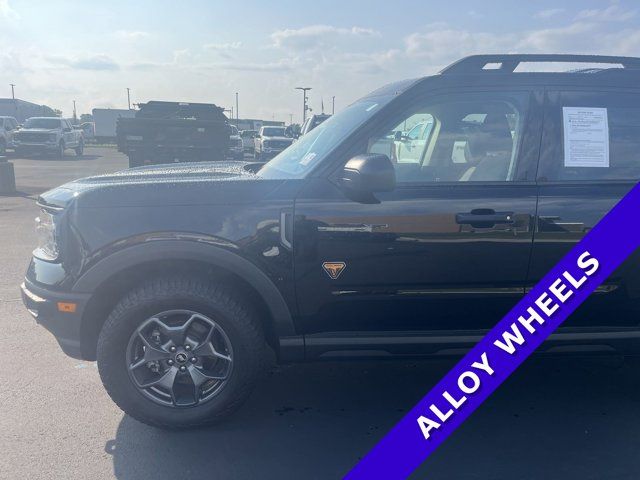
[{"xmin": 1, "ymin": 0, "xmax": 640, "ymax": 122}]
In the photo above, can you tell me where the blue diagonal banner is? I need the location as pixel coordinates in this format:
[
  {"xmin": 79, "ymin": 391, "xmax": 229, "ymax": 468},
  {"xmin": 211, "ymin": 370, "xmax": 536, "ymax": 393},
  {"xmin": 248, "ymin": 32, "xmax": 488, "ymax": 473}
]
[{"xmin": 346, "ymin": 182, "xmax": 640, "ymax": 479}]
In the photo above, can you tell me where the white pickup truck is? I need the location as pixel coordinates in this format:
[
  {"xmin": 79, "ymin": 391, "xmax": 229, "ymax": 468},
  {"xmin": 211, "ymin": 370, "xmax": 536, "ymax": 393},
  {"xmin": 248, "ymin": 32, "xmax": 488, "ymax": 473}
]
[
  {"xmin": 0, "ymin": 116, "xmax": 19, "ymax": 155},
  {"xmin": 253, "ymin": 126, "xmax": 293, "ymax": 161},
  {"xmin": 13, "ymin": 117, "xmax": 84, "ymax": 158}
]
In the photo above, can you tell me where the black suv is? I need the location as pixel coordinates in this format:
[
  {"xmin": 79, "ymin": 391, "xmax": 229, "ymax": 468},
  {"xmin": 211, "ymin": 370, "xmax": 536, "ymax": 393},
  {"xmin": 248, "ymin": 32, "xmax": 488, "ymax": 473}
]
[{"xmin": 21, "ymin": 54, "xmax": 640, "ymax": 428}]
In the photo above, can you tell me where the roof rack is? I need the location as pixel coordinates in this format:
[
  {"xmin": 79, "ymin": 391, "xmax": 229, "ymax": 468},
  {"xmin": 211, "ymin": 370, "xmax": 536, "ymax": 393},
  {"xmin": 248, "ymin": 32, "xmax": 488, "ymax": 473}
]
[{"xmin": 440, "ymin": 54, "xmax": 640, "ymax": 75}]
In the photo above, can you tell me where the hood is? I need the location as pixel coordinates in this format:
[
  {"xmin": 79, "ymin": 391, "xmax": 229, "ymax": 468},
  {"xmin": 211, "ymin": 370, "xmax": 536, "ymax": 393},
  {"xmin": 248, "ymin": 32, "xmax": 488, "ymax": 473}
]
[
  {"xmin": 18, "ymin": 128, "xmax": 59, "ymax": 133},
  {"xmin": 39, "ymin": 161, "xmax": 286, "ymax": 209}
]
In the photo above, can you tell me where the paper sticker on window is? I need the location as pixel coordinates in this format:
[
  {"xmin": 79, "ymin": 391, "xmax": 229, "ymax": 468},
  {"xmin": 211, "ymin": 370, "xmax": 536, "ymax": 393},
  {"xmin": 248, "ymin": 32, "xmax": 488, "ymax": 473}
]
[
  {"xmin": 563, "ymin": 107, "xmax": 609, "ymax": 168},
  {"xmin": 300, "ymin": 152, "xmax": 316, "ymax": 165}
]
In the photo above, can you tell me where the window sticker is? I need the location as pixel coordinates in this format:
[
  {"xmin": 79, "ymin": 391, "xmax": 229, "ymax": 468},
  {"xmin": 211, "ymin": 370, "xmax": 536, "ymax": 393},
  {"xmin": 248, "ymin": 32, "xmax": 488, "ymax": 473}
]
[{"xmin": 563, "ymin": 107, "xmax": 609, "ymax": 168}]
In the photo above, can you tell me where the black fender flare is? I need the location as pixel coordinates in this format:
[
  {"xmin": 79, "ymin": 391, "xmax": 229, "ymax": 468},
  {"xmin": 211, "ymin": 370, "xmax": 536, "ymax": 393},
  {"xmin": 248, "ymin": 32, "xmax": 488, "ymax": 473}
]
[{"xmin": 72, "ymin": 240, "xmax": 296, "ymax": 337}]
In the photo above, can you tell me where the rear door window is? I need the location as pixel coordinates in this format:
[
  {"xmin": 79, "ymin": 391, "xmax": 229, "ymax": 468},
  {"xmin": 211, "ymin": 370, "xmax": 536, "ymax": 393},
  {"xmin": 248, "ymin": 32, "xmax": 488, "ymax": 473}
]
[{"xmin": 539, "ymin": 90, "xmax": 640, "ymax": 182}]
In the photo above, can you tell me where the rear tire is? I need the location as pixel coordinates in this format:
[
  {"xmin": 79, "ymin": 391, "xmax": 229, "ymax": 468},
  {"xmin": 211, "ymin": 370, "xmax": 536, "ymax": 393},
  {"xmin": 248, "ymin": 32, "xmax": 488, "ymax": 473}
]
[{"xmin": 97, "ymin": 276, "xmax": 266, "ymax": 428}]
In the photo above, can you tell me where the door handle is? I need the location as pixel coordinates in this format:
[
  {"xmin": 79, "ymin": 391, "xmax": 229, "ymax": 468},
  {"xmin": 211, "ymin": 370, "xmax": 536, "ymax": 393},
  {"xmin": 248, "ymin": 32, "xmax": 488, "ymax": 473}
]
[{"xmin": 456, "ymin": 209, "xmax": 515, "ymax": 228}]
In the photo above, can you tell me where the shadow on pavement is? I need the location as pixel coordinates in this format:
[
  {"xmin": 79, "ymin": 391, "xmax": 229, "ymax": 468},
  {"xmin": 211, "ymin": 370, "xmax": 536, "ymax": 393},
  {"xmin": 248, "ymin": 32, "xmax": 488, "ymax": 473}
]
[{"xmin": 105, "ymin": 356, "xmax": 640, "ymax": 480}]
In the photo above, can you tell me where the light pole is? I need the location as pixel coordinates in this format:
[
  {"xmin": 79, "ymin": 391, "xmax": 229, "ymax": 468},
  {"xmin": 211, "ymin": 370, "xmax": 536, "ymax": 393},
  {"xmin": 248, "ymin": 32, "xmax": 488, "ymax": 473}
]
[
  {"xmin": 73, "ymin": 100, "xmax": 77, "ymax": 123},
  {"xmin": 289, "ymin": 113, "xmax": 293, "ymax": 125},
  {"xmin": 10, "ymin": 83, "xmax": 15, "ymax": 100},
  {"xmin": 235, "ymin": 92, "xmax": 239, "ymax": 121},
  {"xmin": 295, "ymin": 87, "xmax": 311, "ymax": 123},
  {"xmin": 126, "ymin": 88, "xmax": 131, "ymax": 110},
  {"xmin": 332, "ymin": 96, "xmax": 335, "ymax": 115}
]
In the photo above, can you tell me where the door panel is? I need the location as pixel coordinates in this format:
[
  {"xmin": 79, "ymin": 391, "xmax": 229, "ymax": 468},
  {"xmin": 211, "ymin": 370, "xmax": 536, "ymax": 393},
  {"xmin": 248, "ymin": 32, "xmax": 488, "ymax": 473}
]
[
  {"xmin": 531, "ymin": 89, "xmax": 640, "ymax": 328},
  {"xmin": 294, "ymin": 180, "xmax": 537, "ymax": 334},
  {"xmin": 293, "ymin": 89, "xmax": 543, "ymax": 335}
]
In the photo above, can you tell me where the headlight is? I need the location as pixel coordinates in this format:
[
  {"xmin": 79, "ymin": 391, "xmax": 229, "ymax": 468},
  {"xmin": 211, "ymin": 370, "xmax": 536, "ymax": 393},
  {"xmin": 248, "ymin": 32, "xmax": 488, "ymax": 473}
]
[
  {"xmin": 34, "ymin": 209, "xmax": 59, "ymax": 260},
  {"xmin": 49, "ymin": 133, "xmax": 57, "ymax": 142}
]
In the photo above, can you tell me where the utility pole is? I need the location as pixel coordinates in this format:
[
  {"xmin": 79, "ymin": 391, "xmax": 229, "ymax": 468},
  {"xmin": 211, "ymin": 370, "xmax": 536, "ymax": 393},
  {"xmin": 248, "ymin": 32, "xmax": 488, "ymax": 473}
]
[
  {"xmin": 235, "ymin": 92, "xmax": 239, "ymax": 121},
  {"xmin": 332, "ymin": 96, "xmax": 335, "ymax": 115},
  {"xmin": 126, "ymin": 88, "xmax": 131, "ymax": 110},
  {"xmin": 10, "ymin": 84, "xmax": 16, "ymax": 115},
  {"xmin": 295, "ymin": 87, "xmax": 311, "ymax": 123},
  {"xmin": 73, "ymin": 100, "xmax": 77, "ymax": 123},
  {"xmin": 289, "ymin": 113, "xmax": 293, "ymax": 125}
]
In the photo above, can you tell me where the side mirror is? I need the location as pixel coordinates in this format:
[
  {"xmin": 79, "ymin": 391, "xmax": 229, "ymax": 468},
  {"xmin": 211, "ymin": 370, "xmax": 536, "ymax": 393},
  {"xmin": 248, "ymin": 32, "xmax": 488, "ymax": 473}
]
[
  {"xmin": 394, "ymin": 131, "xmax": 403, "ymax": 141},
  {"xmin": 339, "ymin": 154, "xmax": 396, "ymax": 200}
]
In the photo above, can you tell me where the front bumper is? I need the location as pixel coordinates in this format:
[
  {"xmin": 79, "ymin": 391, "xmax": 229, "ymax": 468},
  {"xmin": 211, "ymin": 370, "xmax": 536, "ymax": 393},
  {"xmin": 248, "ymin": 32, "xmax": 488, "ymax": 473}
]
[
  {"xmin": 21, "ymin": 279, "xmax": 91, "ymax": 359},
  {"xmin": 14, "ymin": 142, "xmax": 59, "ymax": 152}
]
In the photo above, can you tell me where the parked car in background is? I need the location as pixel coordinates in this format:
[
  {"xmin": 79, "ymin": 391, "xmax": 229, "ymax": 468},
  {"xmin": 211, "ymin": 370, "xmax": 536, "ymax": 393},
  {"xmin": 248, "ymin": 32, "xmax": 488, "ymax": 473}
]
[
  {"xmin": 254, "ymin": 125, "xmax": 293, "ymax": 161},
  {"xmin": 240, "ymin": 129, "xmax": 258, "ymax": 154},
  {"xmin": 300, "ymin": 113, "xmax": 331, "ymax": 136},
  {"xmin": 14, "ymin": 117, "xmax": 84, "ymax": 158},
  {"xmin": 0, "ymin": 116, "xmax": 19, "ymax": 155},
  {"xmin": 393, "ymin": 119, "xmax": 435, "ymax": 163},
  {"xmin": 228, "ymin": 125, "xmax": 244, "ymax": 160}
]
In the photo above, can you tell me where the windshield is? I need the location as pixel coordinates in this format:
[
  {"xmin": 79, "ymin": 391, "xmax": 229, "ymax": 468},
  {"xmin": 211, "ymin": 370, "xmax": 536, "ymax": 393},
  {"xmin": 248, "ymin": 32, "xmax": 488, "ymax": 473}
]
[
  {"xmin": 262, "ymin": 127, "xmax": 285, "ymax": 137},
  {"xmin": 24, "ymin": 118, "xmax": 61, "ymax": 129},
  {"xmin": 258, "ymin": 96, "xmax": 392, "ymax": 179}
]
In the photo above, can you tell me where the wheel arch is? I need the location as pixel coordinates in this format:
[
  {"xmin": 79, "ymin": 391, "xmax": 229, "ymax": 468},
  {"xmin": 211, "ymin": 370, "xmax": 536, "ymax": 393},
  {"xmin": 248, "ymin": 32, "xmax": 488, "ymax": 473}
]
[{"xmin": 74, "ymin": 240, "xmax": 298, "ymax": 360}]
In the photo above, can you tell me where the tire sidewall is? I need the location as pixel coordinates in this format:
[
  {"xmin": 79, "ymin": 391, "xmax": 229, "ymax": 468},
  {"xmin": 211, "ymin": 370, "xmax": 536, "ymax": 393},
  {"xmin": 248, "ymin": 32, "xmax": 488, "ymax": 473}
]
[{"xmin": 98, "ymin": 289, "xmax": 262, "ymax": 427}]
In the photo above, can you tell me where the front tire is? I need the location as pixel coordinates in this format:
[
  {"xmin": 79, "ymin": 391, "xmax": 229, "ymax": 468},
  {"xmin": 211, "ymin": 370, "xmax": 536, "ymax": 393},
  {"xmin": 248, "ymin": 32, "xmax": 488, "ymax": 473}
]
[
  {"xmin": 0, "ymin": 139, "xmax": 6, "ymax": 156},
  {"xmin": 97, "ymin": 276, "xmax": 266, "ymax": 428},
  {"xmin": 56, "ymin": 141, "xmax": 65, "ymax": 159}
]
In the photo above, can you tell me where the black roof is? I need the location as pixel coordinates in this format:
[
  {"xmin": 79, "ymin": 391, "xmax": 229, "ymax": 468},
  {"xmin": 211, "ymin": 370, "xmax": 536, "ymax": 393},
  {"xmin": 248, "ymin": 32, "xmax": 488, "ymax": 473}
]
[{"xmin": 440, "ymin": 54, "xmax": 640, "ymax": 75}]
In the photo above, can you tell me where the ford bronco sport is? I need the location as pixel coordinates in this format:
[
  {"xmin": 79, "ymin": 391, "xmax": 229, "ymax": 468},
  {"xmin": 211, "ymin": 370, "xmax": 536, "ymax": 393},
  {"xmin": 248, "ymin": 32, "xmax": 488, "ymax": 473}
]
[{"xmin": 21, "ymin": 54, "xmax": 640, "ymax": 428}]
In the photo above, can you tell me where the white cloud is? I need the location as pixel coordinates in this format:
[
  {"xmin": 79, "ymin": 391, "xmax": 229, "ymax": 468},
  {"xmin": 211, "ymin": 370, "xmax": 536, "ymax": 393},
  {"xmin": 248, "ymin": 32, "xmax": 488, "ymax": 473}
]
[
  {"xmin": 114, "ymin": 30, "xmax": 151, "ymax": 41},
  {"xmin": 47, "ymin": 54, "xmax": 120, "ymax": 71},
  {"xmin": 204, "ymin": 41, "xmax": 242, "ymax": 51},
  {"xmin": 576, "ymin": 5, "xmax": 636, "ymax": 22},
  {"xmin": 534, "ymin": 8, "xmax": 565, "ymax": 19},
  {"xmin": 0, "ymin": 0, "xmax": 18, "ymax": 20},
  {"xmin": 271, "ymin": 25, "xmax": 379, "ymax": 51}
]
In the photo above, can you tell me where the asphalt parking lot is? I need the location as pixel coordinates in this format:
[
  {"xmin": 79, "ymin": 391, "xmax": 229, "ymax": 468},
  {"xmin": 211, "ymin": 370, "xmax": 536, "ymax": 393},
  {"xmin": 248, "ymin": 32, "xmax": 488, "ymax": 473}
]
[{"xmin": 1, "ymin": 146, "xmax": 640, "ymax": 479}]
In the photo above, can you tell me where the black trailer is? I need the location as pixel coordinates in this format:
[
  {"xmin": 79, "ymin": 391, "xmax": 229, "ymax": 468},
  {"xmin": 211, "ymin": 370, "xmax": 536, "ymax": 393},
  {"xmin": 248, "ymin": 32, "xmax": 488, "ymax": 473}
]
[{"xmin": 116, "ymin": 101, "xmax": 230, "ymax": 167}]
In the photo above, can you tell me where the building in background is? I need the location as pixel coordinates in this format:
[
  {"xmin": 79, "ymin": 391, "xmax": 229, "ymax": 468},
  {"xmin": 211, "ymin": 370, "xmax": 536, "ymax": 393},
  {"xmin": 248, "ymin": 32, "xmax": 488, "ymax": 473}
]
[{"xmin": 0, "ymin": 98, "xmax": 56, "ymax": 123}]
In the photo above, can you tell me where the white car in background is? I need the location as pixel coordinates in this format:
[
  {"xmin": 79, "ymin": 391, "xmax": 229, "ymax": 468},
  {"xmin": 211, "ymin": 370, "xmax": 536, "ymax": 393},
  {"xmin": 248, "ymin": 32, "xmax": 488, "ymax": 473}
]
[
  {"xmin": 14, "ymin": 117, "xmax": 84, "ymax": 158},
  {"xmin": 254, "ymin": 126, "xmax": 293, "ymax": 162}
]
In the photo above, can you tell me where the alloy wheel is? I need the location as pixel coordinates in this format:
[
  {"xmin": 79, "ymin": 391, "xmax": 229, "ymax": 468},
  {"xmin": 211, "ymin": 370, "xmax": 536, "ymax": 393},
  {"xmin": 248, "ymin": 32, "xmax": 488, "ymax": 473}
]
[{"xmin": 125, "ymin": 310, "xmax": 234, "ymax": 408}]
